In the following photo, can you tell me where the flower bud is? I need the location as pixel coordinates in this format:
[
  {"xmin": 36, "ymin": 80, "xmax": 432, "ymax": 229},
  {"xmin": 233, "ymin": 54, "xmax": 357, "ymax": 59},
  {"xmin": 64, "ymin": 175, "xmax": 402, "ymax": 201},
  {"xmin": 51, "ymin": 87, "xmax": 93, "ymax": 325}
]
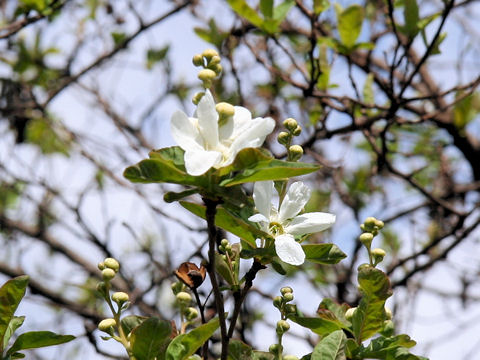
[
  {"xmin": 283, "ymin": 118, "xmax": 298, "ymax": 132},
  {"xmin": 273, "ymin": 296, "xmax": 283, "ymax": 309},
  {"xmin": 192, "ymin": 54, "xmax": 204, "ymax": 67},
  {"xmin": 357, "ymin": 263, "xmax": 372, "ymax": 272},
  {"xmin": 289, "ymin": 145, "xmax": 303, "ymax": 161},
  {"xmin": 283, "ymin": 293, "xmax": 294, "ymax": 302},
  {"xmin": 364, "ymin": 217, "xmax": 377, "ymax": 230},
  {"xmin": 112, "ymin": 291, "xmax": 129, "ymax": 304},
  {"xmin": 345, "ymin": 307, "xmax": 356, "ymax": 321},
  {"xmin": 209, "ymin": 55, "xmax": 221, "ymax": 65},
  {"xmin": 276, "ymin": 320, "xmax": 290, "ymax": 334},
  {"xmin": 292, "ymin": 125, "xmax": 302, "ymax": 136},
  {"xmin": 359, "ymin": 232, "xmax": 374, "ymax": 247},
  {"xmin": 375, "ymin": 219, "xmax": 384, "ymax": 229},
  {"xmin": 176, "ymin": 291, "xmax": 192, "ymax": 304},
  {"xmin": 102, "ymin": 268, "xmax": 116, "ymax": 281},
  {"xmin": 104, "ymin": 258, "xmax": 120, "ymax": 272},
  {"xmin": 211, "ymin": 64, "xmax": 222, "ymax": 75},
  {"xmin": 98, "ymin": 318, "xmax": 116, "ymax": 333},
  {"xmin": 216, "ymin": 102, "xmax": 235, "ymax": 117},
  {"xmin": 277, "ymin": 131, "xmax": 290, "ymax": 145},
  {"xmin": 385, "ymin": 306, "xmax": 393, "ymax": 320},
  {"xmin": 198, "ymin": 69, "xmax": 217, "ymax": 82},
  {"xmin": 202, "ymin": 48, "xmax": 219, "ymax": 60},
  {"xmin": 185, "ymin": 307, "xmax": 199, "ymax": 321},
  {"xmin": 98, "ymin": 262, "xmax": 105, "ymax": 270},
  {"xmin": 192, "ymin": 91, "xmax": 205, "ymax": 105},
  {"xmin": 280, "ymin": 286, "xmax": 293, "ymax": 295},
  {"xmin": 171, "ymin": 281, "xmax": 184, "ymax": 295},
  {"xmin": 269, "ymin": 344, "xmax": 283, "ymax": 354},
  {"xmin": 284, "ymin": 304, "xmax": 297, "ymax": 315},
  {"xmin": 372, "ymin": 248, "xmax": 386, "ymax": 264},
  {"xmin": 220, "ymin": 239, "xmax": 229, "ymax": 248}
]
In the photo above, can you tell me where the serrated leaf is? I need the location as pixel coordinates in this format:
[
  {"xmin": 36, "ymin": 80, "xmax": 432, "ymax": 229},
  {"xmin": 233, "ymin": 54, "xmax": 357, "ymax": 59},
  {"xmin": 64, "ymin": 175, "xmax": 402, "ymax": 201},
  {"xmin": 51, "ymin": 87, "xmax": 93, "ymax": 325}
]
[
  {"xmin": 311, "ymin": 330, "xmax": 346, "ymax": 360},
  {"xmin": 165, "ymin": 318, "xmax": 219, "ymax": 360},
  {"xmin": 335, "ymin": 4, "xmax": 364, "ymax": 49},
  {"xmin": 303, "ymin": 244, "xmax": 346, "ymax": 265},
  {"xmin": 6, "ymin": 331, "xmax": 74, "ymax": 355},
  {"xmin": 130, "ymin": 317, "xmax": 172, "ymax": 360},
  {"xmin": 0, "ymin": 276, "xmax": 29, "ymax": 352}
]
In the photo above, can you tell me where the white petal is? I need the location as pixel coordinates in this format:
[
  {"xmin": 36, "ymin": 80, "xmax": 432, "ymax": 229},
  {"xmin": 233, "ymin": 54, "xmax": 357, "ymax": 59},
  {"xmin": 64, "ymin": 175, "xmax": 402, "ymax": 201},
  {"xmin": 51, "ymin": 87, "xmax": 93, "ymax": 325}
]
[
  {"xmin": 285, "ymin": 212, "xmax": 336, "ymax": 236},
  {"xmin": 231, "ymin": 106, "xmax": 252, "ymax": 136},
  {"xmin": 227, "ymin": 117, "xmax": 275, "ymax": 162},
  {"xmin": 196, "ymin": 90, "xmax": 219, "ymax": 148},
  {"xmin": 248, "ymin": 213, "xmax": 269, "ymax": 223},
  {"xmin": 171, "ymin": 111, "xmax": 203, "ymax": 152},
  {"xmin": 253, "ymin": 181, "xmax": 274, "ymax": 220},
  {"xmin": 275, "ymin": 234, "xmax": 305, "ymax": 266},
  {"xmin": 184, "ymin": 150, "xmax": 222, "ymax": 176},
  {"xmin": 278, "ymin": 182, "xmax": 311, "ymax": 222}
]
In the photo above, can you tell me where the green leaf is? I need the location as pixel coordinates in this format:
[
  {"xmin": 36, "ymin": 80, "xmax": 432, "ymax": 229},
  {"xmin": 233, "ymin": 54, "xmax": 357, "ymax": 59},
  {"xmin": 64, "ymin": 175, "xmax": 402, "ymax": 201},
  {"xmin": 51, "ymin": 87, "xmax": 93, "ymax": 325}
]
[
  {"xmin": 317, "ymin": 299, "xmax": 350, "ymax": 326},
  {"xmin": 260, "ymin": 0, "xmax": 273, "ymax": 18},
  {"xmin": 130, "ymin": 317, "xmax": 172, "ymax": 360},
  {"xmin": 335, "ymin": 4, "xmax": 364, "ymax": 49},
  {"xmin": 19, "ymin": 0, "xmax": 48, "ymax": 12},
  {"xmin": 317, "ymin": 44, "xmax": 330, "ymax": 91},
  {"xmin": 111, "ymin": 32, "xmax": 127, "ymax": 46},
  {"xmin": 25, "ymin": 118, "xmax": 70, "ymax": 156},
  {"xmin": 228, "ymin": 340, "xmax": 254, "ymax": 359},
  {"xmin": 120, "ymin": 315, "xmax": 148, "ymax": 336},
  {"xmin": 180, "ymin": 201, "xmax": 264, "ymax": 248},
  {"xmin": 314, "ymin": 0, "xmax": 330, "ymax": 14},
  {"xmin": 227, "ymin": 0, "xmax": 264, "ymax": 28},
  {"xmin": 311, "ymin": 330, "xmax": 346, "ymax": 360},
  {"xmin": 0, "ymin": 276, "xmax": 29, "ymax": 352},
  {"xmin": 164, "ymin": 189, "xmax": 199, "ymax": 203},
  {"xmin": 166, "ymin": 317, "xmax": 219, "ymax": 360},
  {"xmin": 194, "ymin": 19, "xmax": 228, "ymax": 48},
  {"xmin": 363, "ymin": 73, "xmax": 374, "ymax": 105},
  {"xmin": 123, "ymin": 147, "xmax": 208, "ymax": 187},
  {"xmin": 354, "ymin": 335, "xmax": 427, "ymax": 360},
  {"xmin": 219, "ymin": 160, "xmax": 319, "ymax": 187},
  {"xmin": 403, "ymin": 0, "xmax": 419, "ymax": 38},
  {"xmin": 146, "ymin": 46, "xmax": 170, "ymax": 70},
  {"xmin": 273, "ymin": 0, "xmax": 295, "ymax": 22},
  {"xmin": 454, "ymin": 92, "xmax": 480, "ymax": 130},
  {"xmin": 215, "ymin": 252, "xmax": 236, "ymax": 286},
  {"xmin": 2, "ymin": 317, "xmax": 25, "ymax": 352},
  {"xmin": 303, "ymin": 244, "xmax": 346, "ymax": 265},
  {"xmin": 6, "ymin": 331, "xmax": 75, "ymax": 355},
  {"xmin": 289, "ymin": 316, "xmax": 343, "ymax": 336}
]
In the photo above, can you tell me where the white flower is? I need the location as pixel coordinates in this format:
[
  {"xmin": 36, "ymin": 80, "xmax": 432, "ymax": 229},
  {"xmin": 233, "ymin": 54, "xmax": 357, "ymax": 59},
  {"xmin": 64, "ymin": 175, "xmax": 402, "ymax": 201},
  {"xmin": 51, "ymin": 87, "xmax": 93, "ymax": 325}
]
[
  {"xmin": 170, "ymin": 90, "xmax": 275, "ymax": 176},
  {"xmin": 248, "ymin": 181, "xmax": 336, "ymax": 266}
]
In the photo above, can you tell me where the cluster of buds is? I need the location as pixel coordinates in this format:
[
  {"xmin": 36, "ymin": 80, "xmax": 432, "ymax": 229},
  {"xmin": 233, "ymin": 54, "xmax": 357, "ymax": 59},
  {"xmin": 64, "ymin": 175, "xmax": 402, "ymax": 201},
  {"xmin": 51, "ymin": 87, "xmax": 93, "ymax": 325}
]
[
  {"xmin": 277, "ymin": 118, "xmax": 303, "ymax": 161},
  {"xmin": 171, "ymin": 280, "xmax": 199, "ymax": 326},
  {"xmin": 273, "ymin": 287, "xmax": 297, "ymax": 321},
  {"xmin": 359, "ymin": 217, "xmax": 387, "ymax": 266},
  {"xmin": 192, "ymin": 48, "xmax": 222, "ymax": 95}
]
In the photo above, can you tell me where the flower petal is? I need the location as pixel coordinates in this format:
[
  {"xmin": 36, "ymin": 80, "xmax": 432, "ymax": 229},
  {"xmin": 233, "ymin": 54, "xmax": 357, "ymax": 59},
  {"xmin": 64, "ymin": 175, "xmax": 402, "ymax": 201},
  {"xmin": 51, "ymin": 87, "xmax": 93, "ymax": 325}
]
[
  {"xmin": 253, "ymin": 181, "xmax": 274, "ymax": 220},
  {"xmin": 248, "ymin": 213, "xmax": 269, "ymax": 223},
  {"xmin": 275, "ymin": 234, "xmax": 305, "ymax": 266},
  {"xmin": 278, "ymin": 182, "xmax": 311, "ymax": 222},
  {"xmin": 196, "ymin": 90, "xmax": 219, "ymax": 148},
  {"xmin": 285, "ymin": 212, "xmax": 336, "ymax": 236},
  {"xmin": 227, "ymin": 116, "xmax": 275, "ymax": 163},
  {"xmin": 171, "ymin": 111, "xmax": 203, "ymax": 152},
  {"xmin": 184, "ymin": 150, "xmax": 222, "ymax": 176}
]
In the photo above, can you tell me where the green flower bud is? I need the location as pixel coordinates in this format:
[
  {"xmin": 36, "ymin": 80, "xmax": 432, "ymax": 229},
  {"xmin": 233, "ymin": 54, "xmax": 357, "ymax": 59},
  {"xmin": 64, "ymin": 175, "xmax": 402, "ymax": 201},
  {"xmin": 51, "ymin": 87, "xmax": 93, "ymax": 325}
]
[
  {"xmin": 102, "ymin": 268, "xmax": 116, "ymax": 281},
  {"xmin": 211, "ymin": 63, "xmax": 222, "ymax": 75},
  {"xmin": 192, "ymin": 54, "xmax": 204, "ymax": 67},
  {"xmin": 112, "ymin": 291, "xmax": 129, "ymax": 304},
  {"xmin": 364, "ymin": 217, "xmax": 377, "ymax": 229},
  {"xmin": 283, "ymin": 118, "xmax": 298, "ymax": 132},
  {"xmin": 104, "ymin": 258, "xmax": 120, "ymax": 272},
  {"xmin": 283, "ymin": 293, "xmax": 294, "ymax": 302},
  {"xmin": 276, "ymin": 320, "xmax": 290, "ymax": 334},
  {"xmin": 359, "ymin": 232, "xmax": 374, "ymax": 247},
  {"xmin": 289, "ymin": 145, "xmax": 303, "ymax": 161},
  {"xmin": 292, "ymin": 125, "xmax": 302, "ymax": 136},
  {"xmin": 345, "ymin": 307, "xmax": 356, "ymax": 321},
  {"xmin": 385, "ymin": 306, "xmax": 393, "ymax": 320},
  {"xmin": 98, "ymin": 318, "xmax": 116, "ymax": 333},
  {"xmin": 284, "ymin": 356, "xmax": 300, "ymax": 360},
  {"xmin": 98, "ymin": 262, "xmax": 105, "ymax": 270},
  {"xmin": 224, "ymin": 244, "xmax": 232, "ymax": 254},
  {"xmin": 202, "ymin": 48, "xmax": 219, "ymax": 60},
  {"xmin": 216, "ymin": 102, "xmax": 235, "ymax": 117},
  {"xmin": 198, "ymin": 69, "xmax": 217, "ymax": 82},
  {"xmin": 269, "ymin": 344, "xmax": 283, "ymax": 354},
  {"xmin": 280, "ymin": 286, "xmax": 293, "ymax": 295},
  {"xmin": 273, "ymin": 296, "xmax": 283, "ymax": 309},
  {"xmin": 185, "ymin": 307, "xmax": 199, "ymax": 321},
  {"xmin": 284, "ymin": 304, "xmax": 297, "ymax": 315},
  {"xmin": 209, "ymin": 55, "xmax": 221, "ymax": 65},
  {"xmin": 176, "ymin": 291, "xmax": 192, "ymax": 304},
  {"xmin": 277, "ymin": 131, "xmax": 290, "ymax": 145},
  {"xmin": 192, "ymin": 91, "xmax": 205, "ymax": 105},
  {"xmin": 372, "ymin": 248, "xmax": 386, "ymax": 265},
  {"xmin": 357, "ymin": 263, "xmax": 372, "ymax": 272},
  {"xmin": 375, "ymin": 219, "xmax": 384, "ymax": 229},
  {"xmin": 171, "ymin": 281, "xmax": 184, "ymax": 295},
  {"xmin": 220, "ymin": 239, "xmax": 229, "ymax": 248}
]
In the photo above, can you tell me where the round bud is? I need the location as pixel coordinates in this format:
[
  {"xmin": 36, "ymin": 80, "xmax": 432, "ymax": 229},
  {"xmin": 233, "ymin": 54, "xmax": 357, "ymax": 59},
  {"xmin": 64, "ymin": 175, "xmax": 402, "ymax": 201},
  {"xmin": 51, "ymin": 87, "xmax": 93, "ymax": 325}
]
[
  {"xmin": 276, "ymin": 320, "xmax": 290, "ymax": 334},
  {"xmin": 359, "ymin": 232, "xmax": 374, "ymax": 247},
  {"xmin": 225, "ymin": 244, "xmax": 232, "ymax": 254},
  {"xmin": 273, "ymin": 296, "xmax": 283, "ymax": 309},
  {"xmin": 102, "ymin": 268, "xmax": 116, "ymax": 281},
  {"xmin": 357, "ymin": 263, "xmax": 372, "ymax": 272},
  {"xmin": 277, "ymin": 131, "xmax": 290, "ymax": 145},
  {"xmin": 211, "ymin": 64, "xmax": 222, "ymax": 75},
  {"xmin": 216, "ymin": 102, "xmax": 235, "ymax": 117},
  {"xmin": 192, "ymin": 54, "xmax": 204, "ymax": 67},
  {"xmin": 284, "ymin": 304, "xmax": 297, "ymax": 315},
  {"xmin": 98, "ymin": 318, "xmax": 116, "ymax": 332},
  {"xmin": 171, "ymin": 281, "xmax": 183, "ymax": 295},
  {"xmin": 222, "ymin": 254, "xmax": 228, "ymax": 262},
  {"xmin": 192, "ymin": 91, "xmax": 205, "ymax": 105},
  {"xmin": 283, "ymin": 118, "xmax": 298, "ymax": 132},
  {"xmin": 104, "ymin": 258, "xmax": 120, "ymax": 272},
  {"xmin": 280, "ymin": 286, "xmax": 293, "ymax": 295},
  {"xmin": 210, "ymin": 55, "xmax": 221, "ymax": 65},
  {"xmin": 283, "ymin": 293, "xmax": 294, "ymax": 302},
  {"xmin": 345, "ymin": 307, "xmax": 356, "ymax": 321},
  {"xmin": 364, "ymin": 217, "xmax": 377, "ymax": 229},
  {"xmin": 292, "ymin": 125, "xmax": 302, "ymax": 136},
  {"xmin": 372, "ymin": 248, "xmax": 386, "ymax": 258},
  {"xmin": 112, "ymin": 291, "xmax": 129, "ymax": 304},
  {"xmin": 385, "ymin": 307, "xmax": 393, "ymax": 320},
  {"xmin": 220, "ymin": 239, "xmax": 229, "ymax": 248},
  {"xmin": 185, "ymin": 307, "xmax": 199, "ymax": 321},
  {"xmin": 198, "ymin": 69, "xmax": 217, "ymax": 82},
  {"xmin": 375, "ymin": 219, "xmax": 384, "ymax": 229},
  {"xmin": 269, "ymin": 344, "xmax": 283, "ymax": 354},
  {"xmin": 202, "ymin": 48, "xmax": 219, "ymax": 60},
  {"xmin": 176, "ymin": 291, "xmax": 192, "ymax": 304},
  {"xmin": 98, "ymin": 262, "xmax": 105, "ymax": 270},
  {"xmin": 289, "ymin": 145, "xmax": 303, "ymax": 161},
  {"xmin": 284, "ymin": 356, "xmax": 300, "ymax": 360}
]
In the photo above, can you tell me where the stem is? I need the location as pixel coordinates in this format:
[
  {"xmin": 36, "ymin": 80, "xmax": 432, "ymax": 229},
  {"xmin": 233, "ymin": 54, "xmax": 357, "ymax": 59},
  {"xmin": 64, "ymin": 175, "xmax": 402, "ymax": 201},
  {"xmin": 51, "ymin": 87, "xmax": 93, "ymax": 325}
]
[
  {"xmin": 105, "ymin": 291, "xmax": 132, "ymax": 359},
  {"xmin": 203, "ymin": 197, "xmax": 229, "ymax": 360},
  {"xmin": 192, "ymin": 288, "xmax": 208, "ymax": 358}
]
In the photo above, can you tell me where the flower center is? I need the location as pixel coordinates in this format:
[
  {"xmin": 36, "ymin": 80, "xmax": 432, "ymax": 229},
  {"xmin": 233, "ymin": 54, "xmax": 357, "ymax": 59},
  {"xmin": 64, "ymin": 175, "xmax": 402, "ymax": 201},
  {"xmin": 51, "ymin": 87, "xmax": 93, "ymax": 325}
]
[{"xmin": 269, "ymin": 221, "xmax": 284, "ymax": 236}]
